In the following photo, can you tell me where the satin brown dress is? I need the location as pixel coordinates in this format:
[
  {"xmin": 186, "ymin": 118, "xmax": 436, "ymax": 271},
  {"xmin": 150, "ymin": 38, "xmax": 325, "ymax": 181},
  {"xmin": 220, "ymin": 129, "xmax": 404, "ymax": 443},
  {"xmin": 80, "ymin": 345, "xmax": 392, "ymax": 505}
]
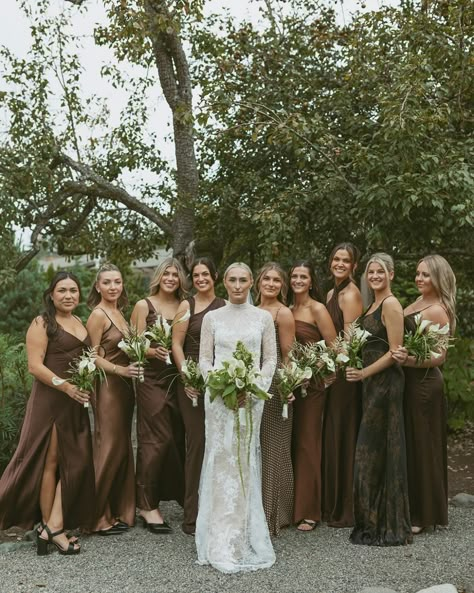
[
  {"xmin": 176, "ymin": 296, "xmax": 226, "ymax": 534},
  {"xmin": 403, "ymin": 312, "xmax": 448, "ymax": 527},
  {"xmin": 261, "ymin": 314, "xmax": 294, "ymax": 536},
  {"xmin": 135, "ymin": 299, "xmax": 185, "ymax": 512},
  {"xmin": 350, "ymin": 300, "xmax": 412, "ymax": 546},
  {"xmin": 0, "ymin": 324, "xmax": 95, "ymax": 531},
  {"xmin": 322, "ymin": 279, "xmax": 361, "ymax": 527},
  {"xmin": 92, "ymin": 316, "xmax": 136, "ymax": 527},
  {"xmin": 292, "ymin": 320, "xmax": 326, "ymax": 524}
]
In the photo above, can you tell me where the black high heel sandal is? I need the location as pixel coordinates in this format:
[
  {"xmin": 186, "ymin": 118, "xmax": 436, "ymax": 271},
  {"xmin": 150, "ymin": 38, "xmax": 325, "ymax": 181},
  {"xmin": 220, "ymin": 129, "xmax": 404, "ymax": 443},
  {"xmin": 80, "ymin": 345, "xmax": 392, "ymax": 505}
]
[
  {"xmin": 37, "ymin": 521, "xmax": 79, "ymax": 544},
  {"xmin": 37, "ymin": 525, "xmax": 80, "ymax": 556}
]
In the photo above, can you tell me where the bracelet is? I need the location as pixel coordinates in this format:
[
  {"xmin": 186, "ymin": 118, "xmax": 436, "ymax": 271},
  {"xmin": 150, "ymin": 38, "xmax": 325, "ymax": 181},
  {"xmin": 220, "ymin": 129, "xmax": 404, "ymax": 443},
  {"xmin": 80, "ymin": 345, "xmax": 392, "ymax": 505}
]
[{"xmin": 112, "ymin": 364, "xmax": 117, "ymax": 375}]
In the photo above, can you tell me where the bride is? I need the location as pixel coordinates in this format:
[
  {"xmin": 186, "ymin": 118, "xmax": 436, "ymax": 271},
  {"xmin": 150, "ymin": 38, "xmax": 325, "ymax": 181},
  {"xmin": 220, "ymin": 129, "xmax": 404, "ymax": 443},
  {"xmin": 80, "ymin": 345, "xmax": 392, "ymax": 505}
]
[{"xmin": 196, "ymin": 262, "xmax": 277, "ymax": 573}]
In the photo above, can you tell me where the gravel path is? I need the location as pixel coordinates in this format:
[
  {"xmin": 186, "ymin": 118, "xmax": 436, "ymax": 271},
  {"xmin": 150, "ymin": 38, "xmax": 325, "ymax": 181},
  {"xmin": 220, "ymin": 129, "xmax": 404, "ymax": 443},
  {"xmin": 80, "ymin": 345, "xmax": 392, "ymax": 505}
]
[{"xmin": 0, "ymin": 505, "xmax": 472, "ymax": 593}]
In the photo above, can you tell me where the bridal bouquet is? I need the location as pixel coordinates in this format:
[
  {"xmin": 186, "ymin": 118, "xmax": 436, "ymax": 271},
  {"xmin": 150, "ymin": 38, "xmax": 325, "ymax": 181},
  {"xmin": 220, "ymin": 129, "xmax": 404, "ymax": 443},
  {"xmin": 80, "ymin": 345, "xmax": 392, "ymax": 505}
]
[
  {"xmin": 206, "ymin": 341, "xmax": 271, "ymax": 492},
  {"xmin": 118, "ymin": 326, "xmax": 149, "ymax": 382},
  {"xmin": 288, "ymin": 340, "xmax": 336, "ymax": 395},
  {"xmin": 333, "ymin": 321, "xmax": 372, "ymax": 370},
  {"xmin": 145, "ymin": 311, "xmax": 190, "ymax": 365},
  {"xmin": 180, "ymin": 357, "xmax": 205, "ymax": 407},
  {"xmin": 64, "ymin": 347, "xmax": 106, "ymax": 408},
  {"xmin": 276, "ymin": 361, "xmax": 312, "ymax": 419},
  {"xmin": 403, "ymin": 314, "xmax": 452, "ymax": 364}
]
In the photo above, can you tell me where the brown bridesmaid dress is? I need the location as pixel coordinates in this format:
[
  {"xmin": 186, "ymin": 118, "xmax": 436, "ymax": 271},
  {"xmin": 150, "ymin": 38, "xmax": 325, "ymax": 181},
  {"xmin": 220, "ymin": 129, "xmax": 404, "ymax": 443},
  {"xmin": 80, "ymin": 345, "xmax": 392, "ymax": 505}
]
[
  {"xmin": 92, "ymin": 315, "xmax": 136, "ymax": 527},
  {"xmin": 403, "ymin": 312, "xmax": 448, "ymax": 527},
  {"xmin": 135, "ymin": 299, "xmax": 186, "ymax": 514},
  {"xmin": 292, "ymin": 320, "xmax": 326, "ymax": 524},
  {"xmin": 322, "ymin": 278, "xmax": 361, "ymax": 527},
  {"xmin": 0, "ymin": 325, "xmax": 95, "ymax": 531},
  {"xmin": 261, "ymin": 312, "xmax": 294, "ymax": 536},
  {"xmin": 176, "ymin": 296, "xmax": 226, "ymax": 535}
]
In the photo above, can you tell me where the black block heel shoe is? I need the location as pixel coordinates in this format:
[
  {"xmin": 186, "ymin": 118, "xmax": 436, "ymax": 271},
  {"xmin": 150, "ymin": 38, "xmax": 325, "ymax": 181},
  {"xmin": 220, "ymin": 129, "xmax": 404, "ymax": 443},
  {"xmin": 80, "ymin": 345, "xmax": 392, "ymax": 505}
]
[{"xmin": 37, "ymin": 525, "xmax": 80, "ymax": 556}]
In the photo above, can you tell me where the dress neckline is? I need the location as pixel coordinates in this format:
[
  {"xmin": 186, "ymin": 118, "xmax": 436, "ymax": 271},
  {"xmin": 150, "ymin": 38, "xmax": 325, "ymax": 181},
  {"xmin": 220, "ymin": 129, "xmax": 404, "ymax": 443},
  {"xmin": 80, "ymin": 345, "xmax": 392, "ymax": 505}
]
[
  {"xmin": 333, "ymin": 277, "xmax": 352, "ymax": 295},
  {"xmin": 227, "ymin": 302, "xmax": 253, "ymax": 310},
  {"xmin": 363, "ymin": 294, "xmax": 393, "ymax": 318},
  {"xmin": 294, "ymin": 319, "xmax": 318, "ymax": 329},
  {"xmin": 58, "ymin": 325, "xmax": 88, "ymax": 345}
]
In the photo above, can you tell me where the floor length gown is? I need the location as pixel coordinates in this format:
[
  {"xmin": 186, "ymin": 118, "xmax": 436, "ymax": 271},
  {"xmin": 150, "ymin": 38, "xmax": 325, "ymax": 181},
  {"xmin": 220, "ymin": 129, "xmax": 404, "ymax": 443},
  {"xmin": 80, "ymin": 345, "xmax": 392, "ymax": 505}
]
[
  {"xmin": 0, "ymin": 325, "xmax": 95, "ymax": 531},
  {"xmin": 350, "ymin": 299, "xmax": 412, "ymax": 546},
  {"xmin": 136, "ymin": 299, "xmax": 185, "ymax": 511},
  {"xmin": 92, "ymin": 314, "xmax": 136, "ymax": 528},
  {"xmin": 260, "ymin": 311, "xmax": 294, "ymax": 536},
  {"xmin": 176, "ymin": 296, "xmax": 226, "ymax": 535},
  {"xmin": 403, "ymin": 311, "xmax": 448, "ymax": 527},
  {"xmin": 322, "ymin": 279, "xmax": 361, "ymax": 527},
  {"xmin": 292, "ymin": 320, "xmax": 326, "ymax": 524},
  {"xmin": 196, "ymin": 302, "xmax": 277, "ymax": 573}
]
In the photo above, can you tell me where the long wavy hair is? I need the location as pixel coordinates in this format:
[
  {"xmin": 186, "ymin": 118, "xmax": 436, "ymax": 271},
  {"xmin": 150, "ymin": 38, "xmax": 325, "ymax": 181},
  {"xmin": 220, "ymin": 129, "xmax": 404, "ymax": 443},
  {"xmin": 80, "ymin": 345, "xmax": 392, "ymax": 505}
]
[
  {"xmin": 86, "ymin": 263, "xmax": 129, "ymax": 310},
  {"xmin": 327, "ymin": 242, "xmax": 360, "ymax": 282},
  {"xmin": 419, "ymin": 254, "xmax": 457, "ymax": 333},
  {"xmin": 255, "ymin": 262, "xmax": 288, "ymax": 305},
  {"xmin": 149, "ymin": 257, "xmax": 188, "ymax": 300},
  {"xmin": 42, "ymin": 271, "xmax": 81, "ymax": 338},
  {"xmin": 190, "ymin": 257, "xmax": 218, "ymax": 285},
  {"xmin": 361, "ymin": 252, "xmax": 394, "ymax": 307},
  {"xmin": 287, "ymin": 260, "xmax": 322, "ymax": 306}
]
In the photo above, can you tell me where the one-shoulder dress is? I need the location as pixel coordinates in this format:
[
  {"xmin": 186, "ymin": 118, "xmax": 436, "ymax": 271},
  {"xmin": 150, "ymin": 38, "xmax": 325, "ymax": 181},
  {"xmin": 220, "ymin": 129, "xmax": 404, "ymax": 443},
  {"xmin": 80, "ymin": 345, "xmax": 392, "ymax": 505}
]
[
  {"xmin": 176, "ymin": 296, "xmax": 226, "ymax": 535},
  {"xmin": 292, "ymin": 320, "xmax": 325, "ymax": 524},
  {"xmin": 0, "ymin": 326, "xmax": 95, "ymax": 530},
  {"xmin": 403, "ymin": 311, "xmax": 448, "ymax": 527},
  {"xmin": 322, "ymin": 279, "xmax": 361, "ymax": 527},
  {"xmin": 92, "ymin": 317, "xmax": 136, "ymax": 527},
  {"xmin": 261, "ymin": 310, "xmax": 294, "ymax": 535},
  {"xmin": 350, "ymin": 300, "xmax": 412, "ymax": 546},
  {"xmin": 135, "ymin": 298, "xmax": 185, "ymax": 512}
]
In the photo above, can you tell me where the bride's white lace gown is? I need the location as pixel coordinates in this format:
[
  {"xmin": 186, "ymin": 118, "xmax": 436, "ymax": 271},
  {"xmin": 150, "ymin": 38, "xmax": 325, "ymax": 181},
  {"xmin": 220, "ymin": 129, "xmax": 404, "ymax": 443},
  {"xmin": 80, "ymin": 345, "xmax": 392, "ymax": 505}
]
[{"xmin": 196, "ymin": 302, "xmax": 277, "ymax": 573}]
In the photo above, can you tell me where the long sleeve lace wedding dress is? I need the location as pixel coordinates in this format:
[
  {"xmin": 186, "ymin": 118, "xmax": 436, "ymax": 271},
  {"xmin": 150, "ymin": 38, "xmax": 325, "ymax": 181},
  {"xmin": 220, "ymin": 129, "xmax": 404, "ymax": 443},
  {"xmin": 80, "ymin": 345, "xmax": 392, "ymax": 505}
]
[{"xmin": 196, "ymin": 302, "xmax": 277, "ymax": 573}]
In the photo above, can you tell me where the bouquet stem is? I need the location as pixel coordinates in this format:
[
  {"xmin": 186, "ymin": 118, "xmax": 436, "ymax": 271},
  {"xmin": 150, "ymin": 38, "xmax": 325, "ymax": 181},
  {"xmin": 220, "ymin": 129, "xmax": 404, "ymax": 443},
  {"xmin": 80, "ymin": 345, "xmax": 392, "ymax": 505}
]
[
  {"xmin": 192, "ymin": 396, "xmax": 198, "ymax": 408},
  {"xmin": 282, "ymin": 402, "xmax": 288, "ymax": 420},
  {"xmin": 238, "ymin": 407, "xmax": 247, "ymax": 426}
]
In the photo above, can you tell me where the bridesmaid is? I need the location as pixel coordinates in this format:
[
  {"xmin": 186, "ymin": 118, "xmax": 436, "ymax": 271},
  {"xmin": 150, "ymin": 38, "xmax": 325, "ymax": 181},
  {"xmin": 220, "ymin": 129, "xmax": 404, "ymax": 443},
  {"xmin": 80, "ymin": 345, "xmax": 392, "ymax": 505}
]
[
  {"xmin": 346, "ymin": 253, "xmax": 412, "ymax": 546},
  {"xmin": 256, "ymin": 262, "xmax": 296, "ymax": 536},
  {"xmin": 86, "ymin": 263, "xmax": 141, "ymax": 535},
  {"xmin": 392, "ymin": 254, "xmax": 456, "ymax": 533},
  {"xmin": 288, "ymin": 260, "xmax": 337, "ymax": 532},
  {"xmin": 0, "ymin": 271, "xmax": 94, "ymax": 555},
  {"xmin": 172, "ymin": 257, "xmax": 226, "ymax": 536},
  {"xmin": 131, "ymin": 257, "xmax": 187, "ymax": 533},
  {"xmin": 322, "ymin": 243, "xmax": 363, "ymax": 527}
]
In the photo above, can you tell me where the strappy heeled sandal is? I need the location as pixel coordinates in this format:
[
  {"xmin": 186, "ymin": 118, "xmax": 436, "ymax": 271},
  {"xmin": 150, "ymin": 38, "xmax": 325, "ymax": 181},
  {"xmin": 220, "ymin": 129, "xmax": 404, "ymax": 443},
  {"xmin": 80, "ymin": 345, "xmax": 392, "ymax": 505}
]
[
  {"xmin": 37, "ymin": 525, "xmax": 80, "ymax": 556},
  {"xmin": 37, "ymin": 521, "xmax": 79, "ymax": 544}
]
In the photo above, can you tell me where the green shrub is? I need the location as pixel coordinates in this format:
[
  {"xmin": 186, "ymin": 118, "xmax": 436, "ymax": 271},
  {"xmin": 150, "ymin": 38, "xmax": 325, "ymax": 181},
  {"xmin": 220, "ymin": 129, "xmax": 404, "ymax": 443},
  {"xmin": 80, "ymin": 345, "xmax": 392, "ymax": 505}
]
[
  {"xmin": 0, "ymin": 335, "xmax": 32, "ymax": 473},
  {"xmin": 444, "ymin": 337, "xmax": 474, "ymax": 430}
]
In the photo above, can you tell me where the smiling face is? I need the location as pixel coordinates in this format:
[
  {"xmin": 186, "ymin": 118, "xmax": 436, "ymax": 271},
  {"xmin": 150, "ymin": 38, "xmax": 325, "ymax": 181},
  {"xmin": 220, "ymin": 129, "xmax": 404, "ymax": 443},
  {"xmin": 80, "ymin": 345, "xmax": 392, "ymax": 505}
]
[
  {"xmin": 51, "ymin": 278, "xmax": 80, "ymax": 313},
  {"xmin": 192, "ymin": 264, "xmax": 214, "ymax": 293},
  {"xmin": 330, "ymin": 249, "xmax": 354, "ymax": 283},
  {"xmin": 415, "ymin": 261, "xmax": 435, "ymax": 298},
  {"xmin": 366, "ymin": 261, "xmax": 392, "ymax": 292},
  {"xmin": 96, "ymin": 271, "xmax": 123, "ymax": 304},
  {"xmin": 224, "ymin": 266, "xmax": 253, "ymax": 304},
  {"xmin": 290, "ymin": 266, "xmax": 312, "ymax": 296},
  {"xmin": 259, "ymin": 268, "xmax": 283, "ymax": 300},
  {"xmin": 159, "ymin": 265, "xmax": 180, "ymax": 294}
]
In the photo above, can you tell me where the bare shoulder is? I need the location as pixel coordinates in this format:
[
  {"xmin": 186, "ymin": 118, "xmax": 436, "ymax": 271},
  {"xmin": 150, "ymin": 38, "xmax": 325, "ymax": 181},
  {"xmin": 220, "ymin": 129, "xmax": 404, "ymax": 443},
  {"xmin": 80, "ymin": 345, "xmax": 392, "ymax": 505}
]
[
  {"xmin": 276, "ymin": 306, "xmax": 293, "ymax": 323},
  {"xmin": 132, "ymin": 299, "xmax": 150, "ymax": 314},
  {"xmin": 340, "ymin": 283, "xmax": 362, "ymax": 303},
  {"xmin": 383, "ymin": 295, "xmax": 403, "ymax": 314},
  {"xmin": 422, "ymin": 304, "xmax": 449, "ymax": 326},
  {"xmin": 28, "ymin": 316, "xmax": 47, "ymax": 334},
  {"xmin": 176, "ymin": 299, "xmax": 191, "ymax": 315}
]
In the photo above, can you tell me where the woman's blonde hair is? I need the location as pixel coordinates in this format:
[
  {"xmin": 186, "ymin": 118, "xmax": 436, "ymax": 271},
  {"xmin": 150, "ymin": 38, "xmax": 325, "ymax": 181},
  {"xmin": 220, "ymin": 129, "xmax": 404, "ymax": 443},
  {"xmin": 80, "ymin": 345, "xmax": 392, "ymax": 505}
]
[
  {"xmin": 87, "ymin": 263, "xmax": 128, "ymax": 310},
  {"xmin": 361, "ymin": 252, "xmax": 394, "ymax": 307},
  {"xmin": 223, "ymin": 262, "xmax": 253, "ymax": 282},
  {"xmin": 255, "ymin": 262, "xmax": 288, "ymax": 305},
  {"xmin": 149, "ymin": 257, "xmax": 188, "ymax": 300},
  {"xmin": 419, "ymin": 254, "xmax": 457, "ymax": 333}
]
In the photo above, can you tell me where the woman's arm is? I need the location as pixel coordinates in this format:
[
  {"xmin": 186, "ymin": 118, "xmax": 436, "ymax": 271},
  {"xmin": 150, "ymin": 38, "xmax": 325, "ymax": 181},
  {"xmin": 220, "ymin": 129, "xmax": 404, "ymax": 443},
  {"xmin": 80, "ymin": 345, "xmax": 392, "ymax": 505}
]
[
  {"xmin": 259, "ymin": 312, "xmax": 277, "ymax": 392},
  {"xmin": 26, "ymin": 318, "xmax": 89, "ymax": 405},
  {"xmin": 198, "ymin": 313, "xmax": 214, "ymax": 380},
  {"xmin": 313, "ymin": 303, "xmax": 337, "ymax": 345},
  {"xmin": 171, "ymin": 300, "xmax": 191, "ymax": 372},
  {"xmin": 341, "ymin": 287, "xmax": 363, "ymax": 332},
  {"xmin": 276, "ymin": 307, "xmax": 295, "ymax": 363}
]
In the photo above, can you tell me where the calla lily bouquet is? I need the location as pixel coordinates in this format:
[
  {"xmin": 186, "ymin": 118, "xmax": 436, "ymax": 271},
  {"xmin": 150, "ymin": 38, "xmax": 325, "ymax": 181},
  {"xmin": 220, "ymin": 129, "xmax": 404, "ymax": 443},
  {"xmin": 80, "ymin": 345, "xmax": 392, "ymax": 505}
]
[
  {"xmin": 145, "ymin": 311, "xmax": 190, "ymax": 365},
  {"xmin": 68, "ymin": 347, "xmax": 106, "ymax": 408},
  {"xmin": 181, "ymin": 357, "xmax": 205, "ymax": 407},
  {"xmin": 206, "ymin": 341, "xmax": 271, "ymax": 493},
  {"xmin": 288, "ymin": 340, "xmax": 336, "ymax": 395},
  {"xmin": 118, "ymin": 326, "xmax": 150, "ymax": 382},
  {"xmin": 333, "ymin": 321, "xmax": 372, "ymax": 370},
  {"xmin": 276, "ymin": 361, "xmax": 312, "ymax": 419},
  {"xmin": 403, "ymin": 314, "xmax": 452, "ymax": 364}
]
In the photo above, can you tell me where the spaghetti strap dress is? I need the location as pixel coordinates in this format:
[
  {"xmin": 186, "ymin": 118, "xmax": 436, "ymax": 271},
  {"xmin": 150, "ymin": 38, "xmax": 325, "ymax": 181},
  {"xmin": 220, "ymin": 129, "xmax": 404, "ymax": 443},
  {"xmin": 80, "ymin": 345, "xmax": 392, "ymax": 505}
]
[
  {"xmin": 403, "ymin": 310, "xmax": 448, "ymax": 527},
  {"xmin": 292, "ymin": 320, "xmax": 325, "ymax": 524},
  {"xmin": 322, "ymin": 278, "xmax": 361, "ymax": 527},
  {"xmin": 0, "ymin": 325, "xmax": 95, "ymax": 531},
  {"xmin": 260, "ymin": 309, "xmax": 294, "ymax": 535},
  {"xmin": 135, "ymin": 298, "xmax": 185, "ymax": 511},
  {"xmin": 92, "ymin": 314, "xmax": 136, "ymax": 528},
  {"xmin": 350, "ymin": 299, "xmax": 412, "ymax": 546},
  {"xmin": 176, "ymin": 296, "xmax": 226, "ymax": 535}
]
